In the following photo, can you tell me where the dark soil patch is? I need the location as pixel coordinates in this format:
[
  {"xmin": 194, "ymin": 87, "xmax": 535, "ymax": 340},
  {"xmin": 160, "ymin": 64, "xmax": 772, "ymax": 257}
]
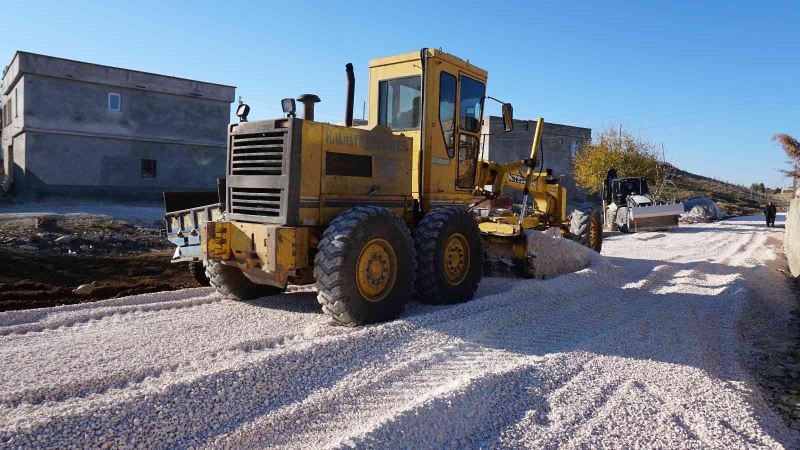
[{"xmin": 0, "ymin": 247, "xmax": 198, "ymax": 312}]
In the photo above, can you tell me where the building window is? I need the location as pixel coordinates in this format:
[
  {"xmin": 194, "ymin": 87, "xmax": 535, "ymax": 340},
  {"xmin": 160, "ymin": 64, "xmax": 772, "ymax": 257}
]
[
  {"xmin": 5, "ymin": 99, "xmax": 11, "ymax": 125},
  {"xmin": 570, "ymin": 139, "xmax": 581, "ymax": 158},
  {"xmin": 108, "ymin": 93, "xmax": 121, "ymax": 111},
  {"xmin": 14, "ymin": 89, "xmax": 18, "ymax": 118},
  {"xmin": 141, "ymin": 159, "xmax": 157, "ymax": 178}
]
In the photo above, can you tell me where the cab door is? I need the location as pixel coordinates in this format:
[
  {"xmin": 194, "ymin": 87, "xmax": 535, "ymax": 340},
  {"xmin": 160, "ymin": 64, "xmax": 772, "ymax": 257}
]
[
  {"xmin": 454, "ymin": 75, "xmax": 486, "ymax": 192},
  {"xmin": 422, "ymin": 56, "xmax": 487, "ymax": 210}
]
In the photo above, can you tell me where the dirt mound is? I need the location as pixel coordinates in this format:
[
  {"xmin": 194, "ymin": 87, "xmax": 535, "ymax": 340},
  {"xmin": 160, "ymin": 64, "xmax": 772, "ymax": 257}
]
[{"xmin": 0, "ymin": 214, "xmax": 199, "ymax": 311}]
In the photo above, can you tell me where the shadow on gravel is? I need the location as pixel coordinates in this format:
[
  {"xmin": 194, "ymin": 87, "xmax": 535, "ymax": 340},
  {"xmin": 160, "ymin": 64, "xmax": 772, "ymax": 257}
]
[
  {"xmin": 668, "ymin": 225, "xmax": 785, "ymax": 234},
  {"xmin": 243, "ymin": 291, "xmax": 321, "ymax": 314}
]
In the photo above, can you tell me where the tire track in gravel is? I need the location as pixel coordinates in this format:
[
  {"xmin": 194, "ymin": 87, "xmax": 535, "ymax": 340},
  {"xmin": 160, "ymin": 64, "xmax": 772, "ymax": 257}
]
[
  {"xmin": 0, "ymin": 327, "xmax": 326, "ymax": 408},
  {"xmin": 0, "ymin": 288, "xmax": 213, "ymax": 328},
  {"xmin": 0, "ymin": 217, "xmax": 795, "ymax": 449},
  {"xmin": 0, "ymin": 292, "xmax": 222, "ymax": 336},
  {"xmin": 209, "ymin": 256, "xmax": 695, "ymax": 448}
]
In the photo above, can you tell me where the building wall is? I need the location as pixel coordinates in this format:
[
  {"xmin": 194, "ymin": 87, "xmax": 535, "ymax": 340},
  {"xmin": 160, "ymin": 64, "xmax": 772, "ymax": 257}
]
[
  {"xmin": 22, "ymin": 74, "xmax": 229, "ymax": 144},
  {"xmin": 20, "ymin": 132, "xmax": 224, "ymax": 200},
  {"xmin": 785, "ymin": 198, "xmax": 800, "ymax": 277},
  {"xmin": 481, "ymin": 116, "xmax": 593, "ymax": 208},
  {"xmin": 0, "ymin": 51, "xmax": 234, "ymax": 202}
]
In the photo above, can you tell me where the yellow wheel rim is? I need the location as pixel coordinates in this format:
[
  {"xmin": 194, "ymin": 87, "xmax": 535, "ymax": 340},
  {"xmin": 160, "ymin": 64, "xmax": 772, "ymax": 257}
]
[
  {"xmin": 356, "ymin": 238, "xmax": 398, "ymax": 302},
  {"xmin": 590, "ymin": 216, "xmax": 600, "ymax": 249},
  {"xmin": 443, "ymin": 233, "xmax": 470, "ymax": 285}
]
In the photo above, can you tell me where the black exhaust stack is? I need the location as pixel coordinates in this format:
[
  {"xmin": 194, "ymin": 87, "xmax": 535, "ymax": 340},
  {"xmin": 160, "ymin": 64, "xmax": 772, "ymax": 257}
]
[{"xmin": 345, "ymin": 63, "xmax": 355, "ymax": 127}]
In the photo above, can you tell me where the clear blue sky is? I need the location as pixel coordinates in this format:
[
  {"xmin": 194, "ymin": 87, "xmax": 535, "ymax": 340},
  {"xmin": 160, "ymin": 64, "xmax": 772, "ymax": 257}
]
[{"xmin": 3, "ymin": 0, "xmax": 798, "ymax": 187}]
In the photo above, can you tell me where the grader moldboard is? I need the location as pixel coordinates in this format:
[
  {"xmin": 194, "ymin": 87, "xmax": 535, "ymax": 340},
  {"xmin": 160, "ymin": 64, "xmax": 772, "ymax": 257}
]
[{"xmin": 198, "ymin": 48, "xmax": 603, "ymax": 326}]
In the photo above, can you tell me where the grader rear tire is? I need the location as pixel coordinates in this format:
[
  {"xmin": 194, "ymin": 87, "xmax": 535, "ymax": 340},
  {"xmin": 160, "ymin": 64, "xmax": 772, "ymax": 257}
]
[
  {"xmin": 413, "ymin": 206, "xmax": 482, "ymax": 305},
  {"xmin": 570, "ymin": 206, "xmax": 603, "ymax": 252},
  {"xmin": 188, "ymin": 261, "xmax": 210, "ymax": 286},
  {"xmin": 205, "ymin": 260, "xmax": 285, "ymax": 300},
  {"xmin": 314, "ymin": 206, "xmax": 415, "ymax": 326}
]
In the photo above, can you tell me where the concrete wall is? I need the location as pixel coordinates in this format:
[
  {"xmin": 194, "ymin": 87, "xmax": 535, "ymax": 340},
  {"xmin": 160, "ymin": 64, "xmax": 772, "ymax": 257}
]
[
  {"xmin": 481, "ymin": 116, "xmax": 593, "ymax": 207},
  {"xmin": 786, "ymin": 198, "xmax": 800, "ymax": 277},
  {"xmin": 22, "ymin": 74, "xmax": 229, "ymax": 144},
  {"xmin": 20, "ymin": 132, "xmax": 225, "ymax": 201},
  {"xmin": 0, "ymin": 51, "xmax": 235, "ymax": 202}
]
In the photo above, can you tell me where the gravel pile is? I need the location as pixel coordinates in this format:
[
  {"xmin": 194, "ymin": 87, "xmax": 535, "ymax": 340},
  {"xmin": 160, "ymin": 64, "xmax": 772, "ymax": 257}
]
[
  {"xmin": 523, "ymin": 229, "xmax": 594, "ymax": 279},
  {"xmin": 680, "ymin": 197, "xmax": 725, "ymax": 224},
  {"xmin": 0, "ymin": 216, "xmax": 796, "ymax": 448}
]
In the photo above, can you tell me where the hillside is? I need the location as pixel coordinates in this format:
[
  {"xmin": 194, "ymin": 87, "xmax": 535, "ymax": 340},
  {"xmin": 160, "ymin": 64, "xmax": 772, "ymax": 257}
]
[{"xmin": 661, "ymin": 165, "xmax": 789, "ymax": 217}]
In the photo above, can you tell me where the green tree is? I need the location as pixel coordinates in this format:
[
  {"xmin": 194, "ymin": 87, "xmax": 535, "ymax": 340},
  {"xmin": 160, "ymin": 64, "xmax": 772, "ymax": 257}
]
[{"xmin": 573, "ymin": 125, "xmax": 672, "ymax": 199}]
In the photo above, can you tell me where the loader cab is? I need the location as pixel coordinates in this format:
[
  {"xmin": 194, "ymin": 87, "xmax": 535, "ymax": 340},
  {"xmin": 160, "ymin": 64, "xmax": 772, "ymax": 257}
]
[
  {"xmin": 610, "ymin": 177, "xmax": 650, "ymax": 205},
  {"xmin": 368, "ymin": 49, "xmax": 489, "ymax": 212}
]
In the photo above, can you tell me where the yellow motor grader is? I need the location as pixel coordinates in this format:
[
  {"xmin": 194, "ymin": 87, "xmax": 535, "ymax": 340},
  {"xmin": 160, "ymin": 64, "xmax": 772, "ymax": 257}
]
[{"xmin": 182, "ymin": 48, "xmax": 601, "ymax": 325}]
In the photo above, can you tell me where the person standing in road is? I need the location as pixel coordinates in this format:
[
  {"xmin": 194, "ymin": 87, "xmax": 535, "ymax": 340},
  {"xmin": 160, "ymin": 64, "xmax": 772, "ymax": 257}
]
[{"xmin": 764, "ymin": 201, "xmax": 777, "ymax": 227}]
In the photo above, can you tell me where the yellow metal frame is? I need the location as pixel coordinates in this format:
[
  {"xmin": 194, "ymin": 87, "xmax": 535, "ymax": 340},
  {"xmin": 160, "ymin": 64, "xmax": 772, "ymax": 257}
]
[
  {"xmin": 202, "ymin": 221, "xmax": 309, "ymax": 276},
  {"xmin": 203, "ymin": 49, "xmax": 579, "ymax": 290}
]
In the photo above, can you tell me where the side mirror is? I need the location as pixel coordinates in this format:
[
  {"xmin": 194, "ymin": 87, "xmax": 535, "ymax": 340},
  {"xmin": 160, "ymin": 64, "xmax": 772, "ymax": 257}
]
[
  {"xmin": 502, "ymin": 103, "xmax": 514, "ymax": 132},
  {"xmin": 236, "ymin": 103, "xmax": 250, "ymax": 122},
  {"xmin": 281, "ymin": 98, "xmax": 297, "ymax": 117}
]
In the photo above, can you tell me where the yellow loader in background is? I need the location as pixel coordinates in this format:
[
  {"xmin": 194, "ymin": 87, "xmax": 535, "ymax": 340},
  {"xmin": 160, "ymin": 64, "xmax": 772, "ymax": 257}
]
[{"xmin": 179, "ymin": 48, "xmax": 602, "ymax": 326}]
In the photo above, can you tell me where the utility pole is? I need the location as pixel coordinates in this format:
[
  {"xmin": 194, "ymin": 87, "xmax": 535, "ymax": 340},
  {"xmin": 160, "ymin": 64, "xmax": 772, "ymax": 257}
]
[{"xmin": 362, "ymin": 101, "xmax": 366, "ymax": 121}]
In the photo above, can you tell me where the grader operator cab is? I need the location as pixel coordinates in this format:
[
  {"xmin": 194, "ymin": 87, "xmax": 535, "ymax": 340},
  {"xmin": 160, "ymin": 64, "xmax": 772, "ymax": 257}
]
[{"xmin": 192, "ymin": 48, "xmax": 602, "ymax": 326}]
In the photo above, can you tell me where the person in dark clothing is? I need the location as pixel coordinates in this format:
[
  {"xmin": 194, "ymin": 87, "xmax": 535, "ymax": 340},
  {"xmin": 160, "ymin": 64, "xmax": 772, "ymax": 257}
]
[{"xmin": 764, "ymin": 201, "xmax": 777, "ymax": 227}]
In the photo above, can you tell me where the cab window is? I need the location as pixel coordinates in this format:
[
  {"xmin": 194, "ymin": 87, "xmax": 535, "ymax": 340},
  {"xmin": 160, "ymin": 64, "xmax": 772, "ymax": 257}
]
[
  {"xmin": 459, "ymin": 75, "xmax": 485, "ymax": 133},
  {"xmin": 456, "ymin": 134, "xmax": 479, "ymax": 189},
  {"xmin": 438, "ymin": 72, "xmax": 457, "ymax": 158},
  {"xmin": 378, "ymin": 76, "xmax": 421, "ymax": 131}
]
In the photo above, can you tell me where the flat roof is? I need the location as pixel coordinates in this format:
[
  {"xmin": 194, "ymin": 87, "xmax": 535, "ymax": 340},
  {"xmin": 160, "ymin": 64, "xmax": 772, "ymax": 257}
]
[
  {"xmin": 369, "ymin": 48, "xmax": 488, "ymax": 79},
  {"xmin": 3, "ymin": 51, "xmax": 235, "ymax": 102}
]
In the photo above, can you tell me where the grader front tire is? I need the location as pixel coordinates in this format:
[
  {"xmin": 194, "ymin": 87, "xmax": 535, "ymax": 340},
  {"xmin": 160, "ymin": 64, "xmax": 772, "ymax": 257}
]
[
  {"xmin": 570, "ymin": 206, "xmax": 604, "ymax": 253},
  {"xmin": 414, "ymin": 206, "xmax": 483, "ymax": 305},
  {"xmin": 314, "ymin": 206, "xmax": 415, "ymax": 326},
  {"xmin": 205, "ymin": 260, "xmax": 285, "ymax": 300}
]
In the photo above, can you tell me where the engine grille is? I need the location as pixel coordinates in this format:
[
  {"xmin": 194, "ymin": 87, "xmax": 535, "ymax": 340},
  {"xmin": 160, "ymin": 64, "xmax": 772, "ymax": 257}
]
[
  {"xmin": 226, "ymin": 119, "xmax": 300, "ymax": 225},
  {"xmin": 229, "ymin": 187, "xmax": 282, "ymax": 217},
  {"xmin": 230, "ymin": 131, "xmax": 285, "ymax": 176}
]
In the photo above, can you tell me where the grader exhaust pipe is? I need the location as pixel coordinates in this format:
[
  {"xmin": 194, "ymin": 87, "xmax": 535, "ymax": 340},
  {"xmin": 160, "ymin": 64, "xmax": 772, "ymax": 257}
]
[
  {"xmin": 345, "ymin": 63, "xmax": 355, "ymax": 126},
  {"xmin": 296, "ymin": 94, "xmax": 321, "ymax": 121}
]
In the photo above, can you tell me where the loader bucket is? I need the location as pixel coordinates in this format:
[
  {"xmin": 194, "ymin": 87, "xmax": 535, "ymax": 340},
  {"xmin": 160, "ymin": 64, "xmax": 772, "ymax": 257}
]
[{"xmin": 628, "ymin": 203, "xmax": 683, "ymax": 232}]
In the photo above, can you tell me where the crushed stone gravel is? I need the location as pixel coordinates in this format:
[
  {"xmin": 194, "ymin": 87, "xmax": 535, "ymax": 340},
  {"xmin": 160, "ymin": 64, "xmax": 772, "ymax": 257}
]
[{"xmin": 0, "ymin": 215, "xmax": 795, "ymax": 448}]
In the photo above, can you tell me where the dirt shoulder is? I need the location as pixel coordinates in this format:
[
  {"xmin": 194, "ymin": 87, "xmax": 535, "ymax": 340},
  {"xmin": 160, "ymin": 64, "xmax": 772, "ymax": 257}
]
[{"xmin": 0, "ymin": 214, "xmax": 199, "ymax": 311}]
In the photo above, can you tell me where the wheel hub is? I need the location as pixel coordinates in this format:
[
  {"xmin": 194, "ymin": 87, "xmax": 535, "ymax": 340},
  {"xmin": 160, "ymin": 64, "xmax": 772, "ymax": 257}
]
[
  {"xmin": 590, "ymin": 216, "xmax": 600, "ymax": 248},
  {"xmin": 356, "ymin": 238, "xmax": 397, "ymax": 302},
  {"xmin": 443, "ymin": 233, "xmax": 470, "ymax": 285}
]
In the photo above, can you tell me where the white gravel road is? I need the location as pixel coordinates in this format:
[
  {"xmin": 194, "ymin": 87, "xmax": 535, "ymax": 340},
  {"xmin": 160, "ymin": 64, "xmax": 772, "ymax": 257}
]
[{"xmin": 0, "ymin": 215, "xmax": 796, "ymax": 449}]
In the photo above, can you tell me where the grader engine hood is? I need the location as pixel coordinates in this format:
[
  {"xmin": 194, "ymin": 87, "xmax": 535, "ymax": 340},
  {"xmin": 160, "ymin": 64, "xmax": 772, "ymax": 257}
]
[
  {"xmin": 226, "ymin": 118, "xmax": 302, "ymax": 225},
  {"xmin": 225, "ymin": 117, "xmax": 414, "ymax": 228}
]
